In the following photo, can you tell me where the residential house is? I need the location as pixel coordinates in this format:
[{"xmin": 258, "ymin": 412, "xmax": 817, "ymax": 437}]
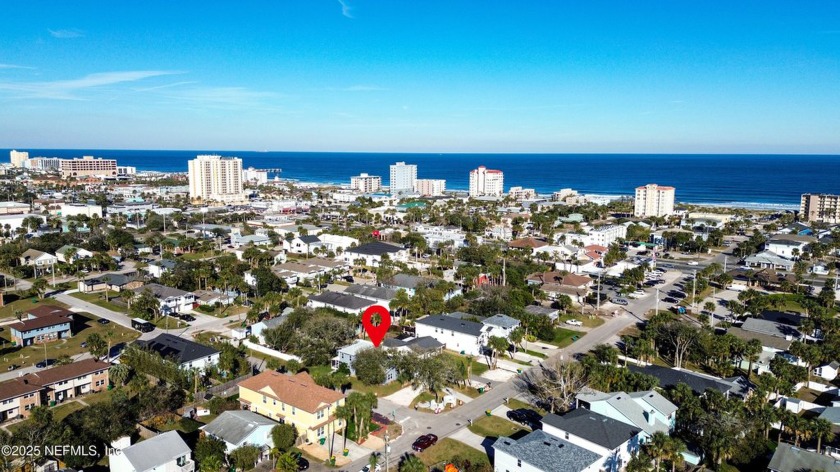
[
  {"xmin": 307, "ymin": 291, "xmax": 375, "ymax": 315},
  {"xmin": 109, "ymin": 430, "xmax": 194, "ymax": 472},
  {"xmin": 575, "ymin": 389, "xmax": 678, "ymax": 435},
  {"xmin": 78, "ymin": 272, "xmax": 143, "ymax": 294},
  {"xmin": 541, "ymin": 409, "xmax": 644, "ymax": 472},
  {"xmin": 627, "ymin": 364, "xmax": 752, "ymax": 398},
  {"xmin": 744, "ymin": 251, "xmax": 795, "ymax": 271},
  {"xmin": 201, "ymin": 410, "xmax": 278, "ymax": 456},
  {"xmin": 230, "ymin": 229, "xmax": 273, "ymax": 249},
  {"xmin": 481, "ymin": 314, "xmax": 521, "ymax": 340},
  {"xmin": 493, "ymin": 429, "xmax": 602, "ymax": 472},
  {"xmin": 343, "ymin": 241, "xmax": 409, "ymax": 267},
  {"xmin": 133, "ymin": 283, "xmax": 196, "ymax": 315},
  {"xmin": 147, "ymin": 259, "xmax": 177, "ymax": 278},
  {"xmin": 0, "ymin": 359, "xmax": 109, "ymax": 421},
  {"xmin": 524, "ymin": 305, "xmax": 560, "ymax": 323},
  {"xmin": 508, "ymin": 237, "xmax": 550, "ymax": 252},
  {"xmin": 724, "ymin": 327, "xmax": 793, "ymax": 375},
  {"xmin": 238, "ymin": 371, "xmax": 346, "ymax": 443},
  {"xmin": 55, "ymin": 245, "xmax": 93, "ymax": 263},
  {"xmin": 380, "ymin": 336, "xmax": 444, "ymax": 357},
  {"xmin": 765, "ymin": 234, "xmax": 815, "ymax": 259},
  {"xmin": 343, "ymin": 284, "xmax": 399, "ymax": 307},
  {"xmin": 194, "ymin": 289, "xmax": 235, "ymax": 306},
  {"xmin": 814, "ymin": 361, "xmax": 840, "ymax": 381},
  {"xmin": 332, "ymin": 339, "xmax": 398, "ymax": 383},
  {"xmin": 251, "ymin": 311, "xmax": 291, "ymax": 344},
  {"xmin": 381, "ymin": 273, "xmax": 462, "ymax": 300},
  {"xmin": 767, "ymin": 442, "xmax": 840, "ymax": 472},
  {"xmin": 134, "ymin": 333, "xmax": 220, "ymax": 372},
  {"xmin": 9, "ymin": 305, "xmax": 74, "ymax": 346},
  {"xmin": 18, "ymin": 249, "xmax": 58, "ymax": 271},
  {"xmin": 284, "ymin": 235, "xmax": 325, "ymax": 255},
  {"xmin": 526, "ymin": 271, "xmax": 593, "ymax": 301},
  {"xmin": 415, "ymin": 315, "xmax": 490, "ymax": 356}
]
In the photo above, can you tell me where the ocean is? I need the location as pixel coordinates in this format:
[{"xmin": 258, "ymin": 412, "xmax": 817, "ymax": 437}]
[{"xmin": 7, "ymin": 149, "xmax": 840, "ymax": 209}]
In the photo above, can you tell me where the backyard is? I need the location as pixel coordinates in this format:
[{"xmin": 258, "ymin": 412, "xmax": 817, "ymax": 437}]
[{"xmin": 418, "ymin": 438, "xmax": 492, "ymax": 470}]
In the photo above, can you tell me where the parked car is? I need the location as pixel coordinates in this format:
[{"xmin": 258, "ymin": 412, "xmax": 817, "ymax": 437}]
[
  {"xmin": 565, "ymin": 319, "xmax": 583, "ymax": 326},
  {"xmin": 7, "ymin": 364, "xmax": 18, "ymax": 371},
  {"xmin": 687, "ymin": 261, "xmax": 699, "ymax": 266},
  {"xmin": 612, "ymin": 298, "xmax": 629, "ymax": 306},
  {"xmin": 180, "ymin": 314, "xmax": 196, "ymax": 322},
  {"xmin": 343, "ymin": 275, "xmax": 355, "ymax": 283},
  {"xmin": 360, "ymin": 463, "xmax": 381, "ymax": 472},
  {"xmin": 97, "ymin": 318, "xmax": 111, "ymax": 325},
  {"xmin": 506, "ymin": 408, "xmax": 542, "ymax": 428},
  {"xmin": 36, "ymin": 360, "xmax": 54, "ymax": 369},
  {"xmin": 663, "ymin": 297, "xmax": 679, "ymax": 304},
  {"xmin": 291, "ymin": 452, "xmax": 309, "ymax": 471},
  {"xmin": 412, "ymin": 434, "xmax": 438, "ymax": 452}
]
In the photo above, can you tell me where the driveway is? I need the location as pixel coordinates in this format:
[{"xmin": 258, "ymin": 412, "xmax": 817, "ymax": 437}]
[{"xmin": 384, "ymin": 385, "xmax": 424, "ymax": 407}]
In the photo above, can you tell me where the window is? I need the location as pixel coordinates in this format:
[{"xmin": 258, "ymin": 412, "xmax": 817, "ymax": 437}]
[
  {"xmin": 517, "ymin": 459, "xmax": 522, "ymax": 466},
  {"xmin": 564, "ymin": 432, "xmax": 569, "ymax": 440},
  {"xmin": 317, "ymin": 426, "xmax": 324, "ymax": 437},
  {"xmin": 316, "ymin": 409, "xmax": 325, "ymax": 419},
  {"xmin": 292, "ymin": 407, "xmax": 296, "ymax": 415},
  {"xmin": 25, "ymin": 404, "xmax": 33, "ymax": 411},
  {"xmin": 263, "ymin": 395, "xmax": 267, "ymax": 404}
]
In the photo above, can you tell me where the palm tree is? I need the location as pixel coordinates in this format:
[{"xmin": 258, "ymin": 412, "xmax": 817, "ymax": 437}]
[
  {"xmin": 198, "ymin": 454, "xmax": 223, "ymax": 472},
  {"xmin": 274, "ymin": 452, "xmax": 298, "ymax": 472},
  {"xmin": 398, "ymin": 455, "xmax": 425, "ymax": 472},
  {"xmin": 662, "ymin": 436, "xmax": 686, "ymax": 472},
  {"xmin": 487, "ymin": 336, "xmax": 510, "ymax": 369},
  {"xmin": 646, "ymin": 431, "xmax": 670, "ymax": 472},
  {"xmin": 109, "ymin": 364, "xmax": 131, "ymax": 386},
  {"xmin": 811, "ymin": 418, "xmax": 835, "ymax": 453}
]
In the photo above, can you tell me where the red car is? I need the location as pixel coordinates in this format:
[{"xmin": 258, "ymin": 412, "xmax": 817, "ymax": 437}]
[{"xmin": 412, "ymin": 434, "xmax": 438, "ymax": 452}]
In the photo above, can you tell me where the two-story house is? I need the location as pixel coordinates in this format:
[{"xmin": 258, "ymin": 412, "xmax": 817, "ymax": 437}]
[
  {"xmin": 146, "ymin": 259, "xmax": 177, "ymax": 278},
  {"xmin": 134, "ymin": 333, "xmax": 220, "ymax": 372},
  {"xmin": 541, "ymin": 409, "xmax": 644, "ymax": 472},
  {"xmin": 343, "ymin": 241, "xmax": 409, "ymax": 267},
  {"xmin": 9, "ymin": 305, "xmax": 75, "ymax": 346},
  {"xmin": 481, "ymin": 314, "xmax": 521, "ymax": 340},
  {"xmin": 414, "ymin": 315, "xmax": 489, "ymax": 356},
  {"xmin": 55, "ymin": 245, "xmax": 94, "ymax": 263},
  {"xmin": 308, "ymin": 291, "xmax": 375, "ymax": 315},
  {"xmin": 19, "ymin": 249, "xmax": 58, "ymax": 269},
  {"xmin": 133, "ymin": 283, "xmax": 196, "ymax": 315},
  {"xmin": 239, "ymin": 371, "xmax": 345, "ymax": 444},
  {"xmin": 575, "ymin": 389, "xmax": 678, "ymax": 436},
  {"xmin": 493, "ymin": 429, "xmax": 602, "ymax": 472},
  {"xmin": 332, "ymin": 339, "xmax": 398, "ymax": 383},
  {"xmin": 109, "ymin": 430, "xmax": 194, "ymax": 472}
]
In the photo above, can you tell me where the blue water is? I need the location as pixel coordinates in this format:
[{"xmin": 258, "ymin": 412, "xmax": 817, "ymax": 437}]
[{"xmin": 7, "ymin": 149, "xmax": 840, "ymax": 208}]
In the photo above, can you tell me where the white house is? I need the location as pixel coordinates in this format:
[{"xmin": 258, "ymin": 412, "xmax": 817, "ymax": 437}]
[
  {"xmin": 415, "ymin": 315, "xmax": 489, "ymax": 356},
  {"xmin": 19, "ymin": 249, "xmax": 58, "ymax": 269},
  {"xmin": 541, "ymin": 409, "xmax": 645, "ymax": 472},
  {"xmin": 575, "ymin": 390, "xmax": 677, "ymax": 436},
  {"xmin": 108, "ymin": 430, "xmax": 194, "ymax": 472},
  {"xmin": 307, "ymin": 291, "xmax": 375, "ymax": 315},
  {"xmin": 230, "ymin": 229, "xmax": 273, "ymax": 248},
  {"xmin": 481, "ymin": 314, "xmax": 521, "ymax": 340},
  {"xmin": 133, "ymin": 283, "xmax": 196, "ymax": 315},
  {"xmin": 201, "ymin": 410, "xmax": 277, "ymax": 457},
  {"xmin": 814, "ymin": 361, "xmax": 840, "ymax": 381},
  {"xmin": 344, "ymin": 241, "xmax": 409, "ymax": 267},
  {"xmin": 146, "ymin": 259, "xmax": 177, "ymax": 278},
  {"xmin": 493, "ymin": 430, "xmax": 602, "ymax": 472},
  {"xmin": 332, "ymin": 339, "xmax": 398, "ymax": 384},
  {"xmin": 55, "ymin": 245, "xmax": 94, "ymax": 263},
  {"xmin": 135, "ymin": 333, "xmax": 220, "ymax": 372},
  {"xmin": 765, "ymin": 234, "xmax": 815, "ymax": 260}
]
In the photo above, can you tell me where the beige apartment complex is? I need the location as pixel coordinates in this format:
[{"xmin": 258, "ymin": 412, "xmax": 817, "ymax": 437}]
[
  {"xmin": 634, "ymin": 183, "xmax": 675, "ymax": 217},
  {"xmin": 414, "ymin": 178, "xmax": 446, "ymax": 196},
  {"xmin": 10, "ymin": 150, "xmax": 28, "ymax": 168},
  {"xmin": 350, "ymin": 173, "xmax": 382, "ymax": 193},
  {"xmin": 60, "ymin": 156, "xmax": 118, "ymax": 178},
  {"xmin": 188, "ymin": 154, "xmax": 246, "ymax": 203},
  {"xmin": 469, "ymin": 166, "xmax": 504, "ymax": 197},
  {"xmin": 801, "ymin": 193, "xmax": 840, "ymax": 224}
]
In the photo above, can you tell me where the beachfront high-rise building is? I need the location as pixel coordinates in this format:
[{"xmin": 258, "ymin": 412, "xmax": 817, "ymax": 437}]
[
  {"xmin": 389, "ymin": 162, "xmax": 417, "ymax": 196},
  {"xmin": 188, "ymin": 155, "xmax": 245, "ymax": 203},
  {"xmin": 634, "ymin": 183, "xmax": 675, "ymax": 217},
  {"xmin": 469, "ymin": 166, "xmax": 504, "ymax": 197},
  {"xmin": 242, "ymin": 167, "xmax": 269, "ymax": 185},
  {"xmin": 60, "ymin": 156, "xmax": 118, "ymax": 179},
  {"xmin": 414, "ymin": 179, "xmax": 446, "ymax": 197},
  {"xmin": 10, "ymin": 150, "xmax": 28, "ymax": 168},
  {"xmin": 25, "ymin": 157, "xmax": 62, "ymax": 172},
  {"xmin": 801, "ymin": 193, "xmax": 840, "ymax": 224},
  {"xmin": 350, "ymin": 173, "xmax": 382, "ymax": 193}
]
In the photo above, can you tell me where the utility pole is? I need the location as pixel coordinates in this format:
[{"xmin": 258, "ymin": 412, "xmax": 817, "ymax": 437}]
[
  {"xmin": 655, "ymin": 286, "xmax": 660, "ymax": 315},
  {"xmin": 596, "ymin": 270, "xmax": 602, "ymax": 315},
  {"xmin": 691, "ymin": 269, "xmax": 697, "ymax": 314},
  {"xmin": 384, "ymin": 431, "xmax": 390, "ymax": 472},
  {"xmin": 723, "ymin": 256, "xmax": 728, "ymax": 274}
]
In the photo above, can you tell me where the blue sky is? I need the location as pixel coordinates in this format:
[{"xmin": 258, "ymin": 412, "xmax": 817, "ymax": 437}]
[{"xmin": 1, "ymin": 1, "xmax": 839, "ymax": 153}]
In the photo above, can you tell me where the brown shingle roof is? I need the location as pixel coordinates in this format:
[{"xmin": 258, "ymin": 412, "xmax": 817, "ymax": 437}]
[
  {"xmin": 508, "ymin": 238, "xmax": 549, "ymax": 249},
  {"xmin": 239, "ymin": 371, "xmax": 344, "ymax": 413},
  {"xmin": 0, "ymin": 378, "xmax": 42, "ymax": 402},
  {"xmin": 10, "ymin": 313, "xmax": 72, "ymax": 333},
  {"xmin": 27, "ymin": 305, "xmax": 75, "ymax": 318},
  {"xmin": 21, "ymin": 359, "xmax": 109, "ymax": 386},
  {"xmin": 526, "ymin": 271, "xmax": 592, "ymax": 288}
]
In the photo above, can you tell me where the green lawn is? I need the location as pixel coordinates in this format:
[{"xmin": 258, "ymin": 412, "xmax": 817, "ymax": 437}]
[
  {"xmin": 410, "ymin": 391, "xmax": 436, "ymax": 410},
  {"xmin": 452, "ymin": 385, "xmax": 481, "ymax": 399},
  {"xmin": 468, "ymin": 415, "xmax": 527, "ymax": 438},
  {"xmin": 443, "ymin": 352, "xmax": 490, "ymax": 376},
  {"xmin": 558, "ymin": 314, "xmax": 605, "ymax": 328},
  {"xmin": 7, "ymin": 400, "xmax": 87, "ymax": 433},
  {"xmin": 196, "ymin": 304, "xmax": 247, "ymax": 318},
  {"xmin": 151, "ymin": 316, "xmax": 190, "ymax": 330},
  {"xmin": 545, "ymin": 327, "xmax": 581, "ymax": 348},
  {"xmin": 0, "ymin": 311, "xmax": 138, "ymax": 372},
  {"xmin": 349, "ymin": 380, "xmax": 405, "ymax": 397},
  {"xmin": 0, "ymin": 296, "xmax": 70, "ymax": 321},
  {"xmin": 522, "ymin": 349, "xmax": 547, "ymax": 359},
  {"xmin": 418, "ymin": 439, "xmax": 491, "ymax": 468},
  {"xmin": 342, "ymin": 420, "xmax": 380, "ymax": 442},
  {"xmin": 69, "ymin": 291, "xmax": 127, "ymax": 313},
  {"xmin": 506, "ymin": 398, "xmax": 547, "ymax": 416}
]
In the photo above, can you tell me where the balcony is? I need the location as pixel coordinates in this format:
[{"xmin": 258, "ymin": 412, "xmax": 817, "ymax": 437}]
[{"xmin": 172, "ymin": 459, "xmax": 195, "ymax": 472}]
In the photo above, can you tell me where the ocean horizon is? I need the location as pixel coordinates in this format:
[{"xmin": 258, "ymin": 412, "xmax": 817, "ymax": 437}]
[{"xmin": 7, "ymin": 149, "xmax": 839, "ymax": 210}]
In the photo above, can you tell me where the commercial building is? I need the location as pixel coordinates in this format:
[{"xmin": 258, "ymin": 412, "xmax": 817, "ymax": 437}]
[
  {"xmin": 414, "ymin": 178, "xmax": 446, "ymax": 196},
  {"xmin": 350, "ymin": 173, "xmax": 382, "ymax": 193},
  {"xmin": 60, "ymin": 156, "xmax": 118, "ymax": 178},
  {"xmin": 634, "ymin": 183, "xmax": 675, "ymax": 217},
  {"xmin": 509, "ymin": 186, "xmax": 536, "ymax": 200},
  {"xmin": 242, "ymin": 167, "xmax": 269, "ymax": 185},
  {"xmin": 116, "ymin": 166, "xmax": 137, "ymax": 176},
  {"xmin": 0, "ymin": 201, "xmax": 30, "ymax": 215},
  {"xmin": 469, "ymin": 166, "xmax": 504, "ymax": 197},
  {"xmin": 9, "ymin": 150, "xmax": 28, "ymax": 168},
  {"xmin": 800, "ymin": 193, "xmax": 840, "ymax": 224},
  {"xmin": 389, "ymin": 161, "xmax": 417, "ymax": 195},
  {"xmin": 25, "ymin": 157, "xmax": 62, "ymax": 172},
  {"xmin": 188, "ymin": 154, "xmax": 246, "ymax": 203}
]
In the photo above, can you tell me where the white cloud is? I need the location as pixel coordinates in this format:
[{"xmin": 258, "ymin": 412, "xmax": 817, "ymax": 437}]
[
  {"xmin": 48, "ymin": 28, "xmax": 85, "ymax": 39},
  {"xmin": 338, "ymin": 0, "xmax": 353, "ymax": 18},
  {"xmin": 324, "ymin": 85, "xmax": 387, "ymax": 92},
  {"xmin": 0, "ymin": 70, "xmax": 181, "ymax": 100},
  {"xmin": 0, "ymin": 63, "xmax": 35, "ymax": 70}
]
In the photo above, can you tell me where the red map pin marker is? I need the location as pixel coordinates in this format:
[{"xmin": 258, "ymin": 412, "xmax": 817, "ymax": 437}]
[{"xmin": 362, "ymin": 305, "xmax": 392, "ymax": 347}]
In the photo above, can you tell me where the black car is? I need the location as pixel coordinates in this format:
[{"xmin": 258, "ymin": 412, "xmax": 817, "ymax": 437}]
[
  {"xmin": 343, "ymin": 275, "xmax": 355, "ymax": 283},
  {"xmin": 180, "ymin": 314, "xmax": 196, "ymax": 322},
  {"xmin": 412, "ymin": 434, "xmax": 438, "ymax": 452},
  {"xmin": 36, "ymin": 359, "xmax": 54, "ymax": 369},
  {"xmin": 291, "ymin": 452, "xmax": 309, "ymax": 471},
  {"xmin": 506, "ymin": 408, "xmax": 542, "ymax": 428},
  {"xmin": 663, "ymin": 297, "xmax": 679, "ymax": 304},
  {"xmin": 97, "ymin": 318, "xmax": 111, "ymax": 325}
]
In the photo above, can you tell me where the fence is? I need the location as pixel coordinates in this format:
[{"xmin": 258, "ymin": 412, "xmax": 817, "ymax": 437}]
[{"xmin": 243, "ymin": 339, "xmax": 302, "ymax": 362}]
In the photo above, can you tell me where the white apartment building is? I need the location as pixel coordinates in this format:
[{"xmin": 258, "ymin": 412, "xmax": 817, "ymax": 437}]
[
  {"xmin": 414, "ymin": 179, "xmax": 446, "ymax": 196},
  {"xmin": 469, "ymin": 166, "xmax": 504, "ymax": 197},
  {"xmin": 10, "ymin": 150, "xmax": 28, "ymax": 168},
  {"xmin": 242, "ymin": 167, "xmax": 269, "ymax": 185},
  {"xmin": 801, "ymin": 193, "xmax": 840, "ymax": 224},
  {"xmin": 25, "ymin": 157, "xmax": 62, "ymax": 172},
  {"xmin": 634, "ymin": 183, "xmax": 675, "ymax": 217},
  {"xmin": 350, "ymin": 173, "xmax": 382, "ymax": 193},
  {"xmin": 509, "ymin": 186, "xmax": 536, "ymax": 200},
  {"xmin": 60, "ymin": 156, "xmax": 118, "ymax": 179},
  {"xmin": 389, "ymin": 162, "xmax": 417, "ymax": 195},
  {"xmin": 582, "ymin": 225, "xmax": 628, "ymax": 247},
  {"xmin": 116, "ymin": 166, "xmax": 137, "ymax": 176},
  {"xmin": 188, "ymin": 155, "xmax": 246, "ymax": 203}
]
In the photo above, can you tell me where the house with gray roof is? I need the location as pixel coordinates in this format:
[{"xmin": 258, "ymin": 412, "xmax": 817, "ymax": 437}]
[
  {"xmin": 415, "ymin": 315, "xmax": 490, "ymax": 356},
  {"xmin": 815, "ymin": 361, "xmax": 840, "ymax": 381},
  {"xmin": 493, "ymin": 429, "xmax": 603, "ymax": 472},
  {"xmin": 146, "ymin": 258, "xmax": 177, "ymax": 278},
  {"xmin": 307, "ymin": 291, "xmax": 375, "ymax": 314},
  {"xmin": 482, "ymin": 314, "xmax": 521, "ymax": 340},
  {"xmin": 251, "ymin": 312, "xmax": 290, "ymax": 344},
  {"xmin": 381, "ymin": 273, "xmax": 462, "ymax": 300},
  {"xmin": 134, "ymin": 333, "xmax": 220, "ymax": 372},
  {"xmin": 381, "ymin": 336, "xmax": 444, "ymax": 357},
  {"xmin": 744, "ymin": 250, "xmax": 795, "ymax": 271},
  {"xmin": 108, "ymin": 430, "xmax": 194, "ymax": 472},
  {"xmin": 627, "ymin": 364, "xmax": 752, "ymax": 398},
  {"xmin": 575, "ymin": 389, "xmax": 677, "ymax": 435},
  {"xmin": 343, "ymin": 284, "xmax": 399, "ymax": 306},
  {"xmin": 542, "ymin": 409, "xmax": 644, "ymax": 472},
  {"xmin": 133, "ymin": 283, "xmax": 195, "ymax": 314},
  {"xmin": 201, "ymin": 410, "xmax": 277, "ymax": 455},
  {"xmin": 343, "ymin": 241, "xmax": 409, "ymax": 267},
  {"xmin": 768, "ymin": 442, "xmax": 840, "ymax": 472},
  {"xmin": 818, "ymin": 407, "xmax": 840, "ymax": 426},
  {"xmin": 742, "ymin": 317, "xmax": 802, "ymax": 340},
  {"xmin": 524, "ymin": 304, "xmax": 560, "ymax": 322},
  {"xmin": 332, "ymin": 339, "xmax": 398, "ymax": 383}
]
